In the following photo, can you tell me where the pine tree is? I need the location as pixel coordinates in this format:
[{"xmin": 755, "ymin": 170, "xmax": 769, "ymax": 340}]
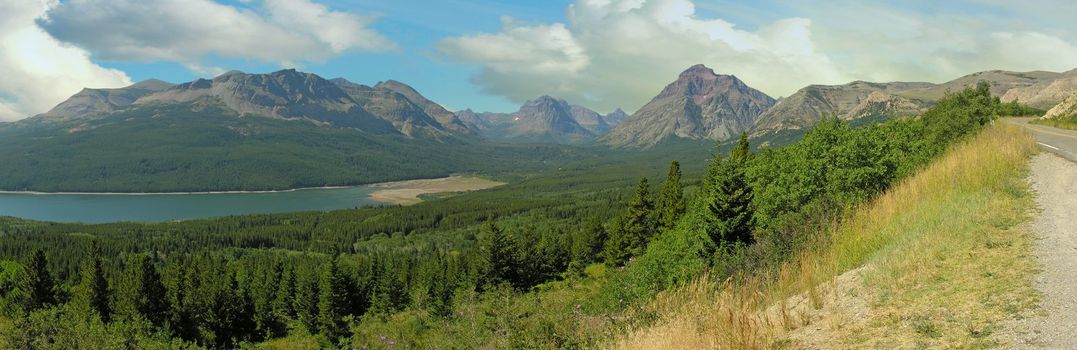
[
  {"xmin": 274, "ymin": 265, "xmax": 297, "ymax": 319},
  {"xmin": 133, "ymin": 255, "xmax": 169, "ymax": 327},
  {"xmin": 702, "ymin": 134, "xmax": 755, "ymax": 246},
  {"xmin": 474, "ymin": 219, "xmax": 519, "ymax": 290},
  {"xmin": 621, "ymin": 178, "xmax": 657, "ymax": 257},
  {"xmin": 656, "ymin": 161, "xmax": 686, "ymax": 231},
  {"xmin": 75, "ymin": 241, "xmax": 112, "ymax": 323},
  {"xmin": 23, "ymin": 249, "xmax": 55, "ymax": 312},
  {"xmin": 571, "ymin": 219, "xmax": 606, "ymax": 268},
  {"xmin": 318, "ymin": 258, "xmax": 351, "ymax": 341},
  {"xmin": 294, "ymin": 271, "xmax": 320, "ymax": 333}
]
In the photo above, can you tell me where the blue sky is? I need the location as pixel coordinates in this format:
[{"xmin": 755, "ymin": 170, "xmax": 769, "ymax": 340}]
[{"xmin": 1, "ymin": 0, "xmax": 1074, "ymax": 121}]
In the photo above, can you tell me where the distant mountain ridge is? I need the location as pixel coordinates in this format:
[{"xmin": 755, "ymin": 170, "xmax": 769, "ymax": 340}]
[
  {"xmin": 750, "ymin": 81, "xmax": 933, "ymax": 136},
  {"xmin": 32, "ymin": 69, "xmax": 475, "ymax": 139},
  {"xmin": 455, "ymin": 96, "xmax": 623, "ymax": 144}
]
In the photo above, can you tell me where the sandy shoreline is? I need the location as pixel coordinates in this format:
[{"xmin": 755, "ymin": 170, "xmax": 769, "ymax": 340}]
[{"xmin": 366, "ymin": 175, "xmax": 505, "ymax": 205}]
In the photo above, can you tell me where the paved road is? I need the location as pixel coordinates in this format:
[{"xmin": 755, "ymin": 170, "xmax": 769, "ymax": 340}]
[{"xmin": 1005, "ymin": 117, "xmax": 1077, "ymax": 163}]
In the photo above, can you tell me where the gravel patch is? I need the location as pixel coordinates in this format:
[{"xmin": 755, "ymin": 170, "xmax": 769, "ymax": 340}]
[{"xmin": 1001, "ymin": 153, "xmax": 1077, "ymax": 348}]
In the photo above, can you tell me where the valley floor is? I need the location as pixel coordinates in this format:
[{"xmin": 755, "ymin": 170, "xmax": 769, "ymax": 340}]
[{"xmin": 1000, "ymin": 154, "xmax": 1077, "ymax": 348}]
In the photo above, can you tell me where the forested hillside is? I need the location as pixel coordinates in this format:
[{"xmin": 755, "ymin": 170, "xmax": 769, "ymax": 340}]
[{"xmin": 0, "ymin": 84, "xmax": 1037, "ymax": 348}]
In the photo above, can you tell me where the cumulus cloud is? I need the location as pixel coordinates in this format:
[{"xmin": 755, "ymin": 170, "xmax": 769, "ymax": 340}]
[
  {"xmin": 0, "ymin": 0, "xmax": 131, "ymax": 121},
  {"xmin": 439, "ymin": 0, "xmax": 1077, "ymax": 113},
  {"xmin": 38, "ymin": 0, "xmax": 396, "ymax": 73}
]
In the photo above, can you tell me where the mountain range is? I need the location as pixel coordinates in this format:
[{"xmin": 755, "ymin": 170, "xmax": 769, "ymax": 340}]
[{"xmin": 1, "ymin": 64, "xmax": 1074, "ymax": 191}]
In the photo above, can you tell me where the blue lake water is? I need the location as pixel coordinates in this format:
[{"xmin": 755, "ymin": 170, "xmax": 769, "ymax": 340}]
[{"xmin": 0, "ymin": 186, "xmax": 386, "ymax": 223}]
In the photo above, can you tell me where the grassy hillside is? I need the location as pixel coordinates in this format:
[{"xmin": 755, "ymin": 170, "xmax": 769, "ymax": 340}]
[{"xmin": 610, "ymin": 123, "xmax": 1038, "ymax": 348}]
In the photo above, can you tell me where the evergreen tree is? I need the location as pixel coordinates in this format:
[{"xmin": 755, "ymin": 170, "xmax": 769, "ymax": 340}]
[
  {"xmin": 702, "ymin": 134, "xmax": 756, "ymax": 246},
  {"xmin": 318, "ymin": 258, "xmax": 351, "ymax": 341},
  {"xmin": 294, "ymin": 271, "xmax": 320, "ymax": 333},
  {"xmin": 133, "ymin": 255, "xmax": 169, "ymax": 327},
  {"xmin": 274, "ymin": 265, "xmax": 297, "ymax": 319},
  {"xmin": 656, "ymin": 161, "xmax": 686, "ymax": 231},
  {"xmin": 474, "ymin": 219, "xmax": 519, "ymax": 290},
  {"xmin": 253, "ymin": 263, "xmax": 287, "ymax": 339},
  {"xmin": 23, "ymin": 250, "xmax": 55, "ymax": 312},
  {"xmin": 75, "ymin": 241, "xmax": 112, "ymax": 323},
  {"xmin": 571, "ymin": 219, "xmax": 606, "ymax": 268},
  {"xmin": 621, "ymin": 178, "xmax": 657, "ymax": 257}
]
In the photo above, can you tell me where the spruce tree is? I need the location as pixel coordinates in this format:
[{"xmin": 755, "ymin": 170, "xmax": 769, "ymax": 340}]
[
  {"xmin": 76, "ymin": 241, "xmax": 112, "ymax": 323},
  {"xmin": 656, "ymin": 160, "xmax": 686, "ymax": 231},
  {"xmin": 134, "ymin": 255, "xmax": 169, "ymax": 327},
  {"xmin": 475, "ymin": 219, "xmax": 518, "ymax": 290},
  {"xmin": 571, "ymin": 219, "xmax": 606, "ymax": 268},
  {"xmin": 318, "ymin": 258, "xmax": 350, "ymax": 341},
  {"xmin": 621, "ymin": 177, "xmax": 657, "ymax": 257},
  {"xmin": 23, "ymin": 249, "xmax": 55, "ymax": 312},
  {"xmin": 702, "ymin": 134, "xmax": 756, "ymax": 246},
  {"xmin": 294, "ymin": 272, "xmax": 320, "ymax": 333}
]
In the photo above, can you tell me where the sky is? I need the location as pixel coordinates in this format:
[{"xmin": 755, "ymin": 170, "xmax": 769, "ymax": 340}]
[{"xmin": 0, "ymin": 0, "xmax": 1075, "ymax": 121}]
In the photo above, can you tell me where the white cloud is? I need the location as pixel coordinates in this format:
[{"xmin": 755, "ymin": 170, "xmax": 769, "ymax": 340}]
[
  {"xmin": 0, "ymin": 0, "xmax": 131, "ymax": 121},
  {"xmin": 439, "ymin": 0, "xmax": 1077, "ymax": 113},
  {"xmin": 38, "ymin": 0, "xmax": 397, "ymax": 73}
]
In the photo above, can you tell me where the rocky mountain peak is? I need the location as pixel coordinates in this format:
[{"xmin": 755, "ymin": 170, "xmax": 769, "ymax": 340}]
[{"xmin": 603, "ymin": 64, "xmax": 774, "ymax": 147}]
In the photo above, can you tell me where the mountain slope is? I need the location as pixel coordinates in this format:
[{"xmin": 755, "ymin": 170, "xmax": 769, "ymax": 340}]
[
  {"xmin": 751, "ymin": 81, "xmax": 931, "ymax": 136},
  {"xmin": 896, "ymin": 70, "xmax": 1062, "ymax": 101},
  {"xmin": 38, "ymin": 79, "xmax": 174, "ymax": 121},
  {"xmin": 0, "ymin": 70, "xmax": 591, "ymax": 192},
  {"xmin": 603, "ymin": 64, "xmax": 775, "ymax": 147},
  {"xmin": 375, "ymin": 80, "xmax": 474, "ymax": 134},
  {"xmin": 330, "ymin": 78, "xmax": 447, "ymax": 137},
  {"xmin": 135, "ymin": 69, "xmax": 401, "ymax": 133},
  {"xmin": 1001, "ymin": 70, "xmax": 1077, "ymax": 109}
]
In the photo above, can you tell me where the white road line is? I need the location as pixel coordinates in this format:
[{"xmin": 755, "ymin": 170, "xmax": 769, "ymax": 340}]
[{"xmin": 1038, "ymin": 142, "xmax": 1061, "ymax": 151}]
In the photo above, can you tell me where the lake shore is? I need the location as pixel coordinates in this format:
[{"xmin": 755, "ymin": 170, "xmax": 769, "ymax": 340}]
[
  {"xmin": 0, "ymin": 185, "xmax": 357, "ymax": 196},
  {"xmin": 366, "ymin": 175, "xmax": 506, "ymax": 205}
]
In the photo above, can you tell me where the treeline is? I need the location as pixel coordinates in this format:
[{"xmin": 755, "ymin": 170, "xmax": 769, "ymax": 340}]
[{"xmin": 0, "ymin": 83, "xmax": 1032, "ymax": 348}]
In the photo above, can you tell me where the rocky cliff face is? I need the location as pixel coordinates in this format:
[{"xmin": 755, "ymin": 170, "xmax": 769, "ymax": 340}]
[
  {"xmin": 1043, "ymin": 93, "xmax": 1077, "ymax": 120},
  {"xmin": 603, "ymin": 64, "xmax": 775, "ymax": 147}
]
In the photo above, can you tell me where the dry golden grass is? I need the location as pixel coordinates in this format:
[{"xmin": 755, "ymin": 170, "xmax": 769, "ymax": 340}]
[{"xmin": 608, "ymin": 123, "xmax": 1039, "ymax": 349}]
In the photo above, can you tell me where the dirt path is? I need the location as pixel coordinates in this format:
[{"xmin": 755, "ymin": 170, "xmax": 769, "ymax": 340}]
[{"xmin": 1003, "ymin": 153, "xmax": 1077, "ymax": 348}]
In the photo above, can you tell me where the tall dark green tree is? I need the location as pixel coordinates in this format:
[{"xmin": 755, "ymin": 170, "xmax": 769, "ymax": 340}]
[
  {"xmin": 23, "ymin": 250, "xmax": 55, "ymax": 312},
  {"xmin": 605, "ymin": 177, "xmax": 657, "ymax": 264},
  {"xmin": 656, "ymin": 161, "xmax": 686, "ymax": 231},
  {"xmin": 294, "ymin": 271, "xmax": 321, "ymax": 333},
  {"xmin": 703, "ymin": 133, "xmax": 755, "ymax": 246},
  {"xmin": 571, "ymin": 219, "xmax": 607, "ymax": 269},
  {"xmin": 132, "ymin": 255, "xmax": 169, "ymax": 327},
  {"xmin": 474, "ymin": 219, "xmax": 519, "ymax": 290},
  {"xmin": 318, "ymin": 258, "xmax": 351, "ymax": 342},
  {"xmin": 75, "ymin": 241, "xmax": 112, "ymax": 323}
]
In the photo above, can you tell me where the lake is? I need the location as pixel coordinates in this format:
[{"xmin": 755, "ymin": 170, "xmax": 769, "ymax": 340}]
[{"xmin": 0, "ymin": 186, "xmax": 385, "ymax": 223}]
